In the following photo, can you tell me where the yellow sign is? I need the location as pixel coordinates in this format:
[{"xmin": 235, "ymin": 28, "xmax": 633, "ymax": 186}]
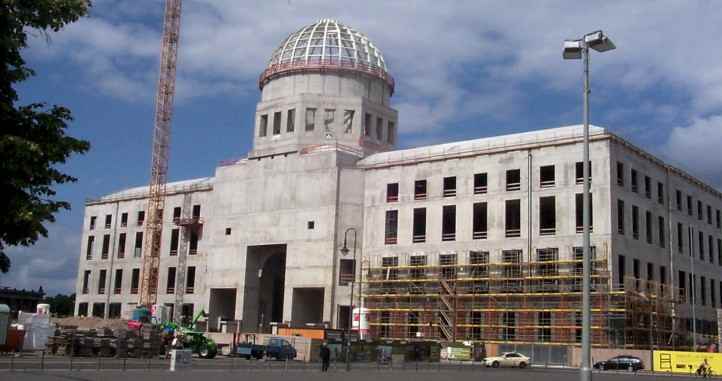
[{"xmin": 653, "ymin": 350, "xmax": 722, "ymax": 374}]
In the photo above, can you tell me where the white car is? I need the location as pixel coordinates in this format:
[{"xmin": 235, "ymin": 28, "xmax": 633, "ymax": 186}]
[{"xmin": 483, "ymin": 352, "xmax": 530, "ymax": 368}]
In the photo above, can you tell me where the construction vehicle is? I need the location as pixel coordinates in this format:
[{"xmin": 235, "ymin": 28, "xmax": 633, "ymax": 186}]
[{"xmin": 162, "ymin": 309, "xmax": 217, "ymax": 359}]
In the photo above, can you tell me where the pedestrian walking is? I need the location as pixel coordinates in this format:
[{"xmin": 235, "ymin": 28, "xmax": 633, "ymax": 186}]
[{"xmin": 320, "ymin": 342, "xmax": 331, "ymax": 372}]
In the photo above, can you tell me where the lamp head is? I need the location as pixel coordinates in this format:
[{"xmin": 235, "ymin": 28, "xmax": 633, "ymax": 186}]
[
  {"xmin": 585, "ymin": 30, "xmax": 615, "ymax": 52},
  {"xmin": 340, "ymin": 245, "xmax": 350, "ymax": 256},
  {"xmin": 563, "ymin": 39, "xmax": 582, "ymax": 60}
]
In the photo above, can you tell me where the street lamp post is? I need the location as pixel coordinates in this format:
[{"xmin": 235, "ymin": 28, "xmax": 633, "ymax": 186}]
[
  {"xmin": 340, "ymin": 227, "xmax": 358, "ymax": 371},
  {"xmin": 563, "ymin": 30, "xmax": 616, "ymax": 381}
]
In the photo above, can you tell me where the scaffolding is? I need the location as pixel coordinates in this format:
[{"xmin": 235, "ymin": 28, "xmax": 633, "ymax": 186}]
[{"xmin": 363, "ymin": 246, "xmax": 684, "ymax": 349}]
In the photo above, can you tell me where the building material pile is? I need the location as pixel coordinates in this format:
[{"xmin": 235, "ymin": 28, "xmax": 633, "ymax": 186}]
[{"xmin": 46, "ymin": 325, "xmax": 165, "ymax": 358}]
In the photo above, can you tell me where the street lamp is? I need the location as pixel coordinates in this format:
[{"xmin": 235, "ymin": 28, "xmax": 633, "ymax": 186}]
[
  {"xmin": 340, "ymin": 227, "xmax": 358, "ymax": 371},
  {"xmin": 563, "ymin": 30, "xmax": 615, "ymax": 381}
]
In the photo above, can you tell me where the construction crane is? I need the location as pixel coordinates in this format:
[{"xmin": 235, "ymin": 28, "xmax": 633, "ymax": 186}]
[{"xmin": 139, "ymin": 0, "xmax": 182, "ymax": 309}]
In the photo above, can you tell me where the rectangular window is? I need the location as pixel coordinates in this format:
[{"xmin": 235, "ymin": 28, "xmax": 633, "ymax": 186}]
[
  {"xmin": 286, "ymin": 109, "xmax": 295, "ymax": 132},
  {"xmin": 701, "ymin": 276, "xmax": 707, "ymax": 306},
  {"xmin": 676, "ymin": 190, "xmax": 682, "ymax": 211},
  {"xmin": 647, "ymin": 262, "xmax": 654, "ymax": 282},
  {"xmin": 101, "ymin": 234, "xmax": 110, "ymax": 259},
  {"xmin": 186, "ymin": 266, "xmax": 196, "ymax": 294},
  {"xmin": 259, "ymin": 114, "xmax": 268, "ymax": 136},
  {"xmin": 575, "ymin": 161, "xmax": 591, "ymax": 184},
  {"xmin": 414, "ymin": 179, "xmax": 427, "ymax": 200},
  {"xmin": 387, "ymin": 121, "xmax": 395, "ymax": 144},
  {"xmin": 687, "ymin": 196, "xmax": 693, "ymax": 216},
  {"xmin": 131, "ymin": 268, "xmax": 140, "ymax": 294},
  {"xmin": 617, "ymin": 255, "xmax": 626, "ymax": 288},
  {"xmin": 134, "ymin": 232, "xmax": 143, "ymax": 257},
  {"xmin": 86, "ymin": 236, "xmax": 94, "ymax": 260},
  {"xmin": 376, "ymin": 117, "xmax": 383, "ymax": 141},
  {"xmin": 108, "ymin": 303, "xmax": 121, "ymax": 319},
  {"xmin": 699, "ymin": 231, "xmax": 705, "ymax": 260},
  {"xmin": 617, "ymin": 200, "xmax": 625, "ymax": 235},
  {"xmin": 632, "ymin": 205, "xmax": 639, "ymax": 239},
  {"xmin": 173, "ymin": 207, "xmax": 181, "ymax": 222},
  {"xmin": 657, "ymin": 182, "xmax": 664, "ymax": 205},
  {"xmin": 272, "ymin": 111, "xmax": 282, "ymax": 135},
  {"xmin": 502, "ymin": 250, "xmax": 523, "ymax": 292},
  {"xmin": 537, "ymin": 248, "xmax": 559, "ymax": 279},
  {"xmin": 323, "ymin": 108, "xmax": 335, "ymax": 134},
  {"xmin": 89, "ymin": 216, "xmax": 96, "ymax": 230},
  {"xmin": 576, "ymin": 193, "xmax": 594, "ymax": 233},
  {"xmin": 506, "ymin": 169, "xmax": 521, "ymax": 191},
  {"xmin": 540, "ymin": 165, "xmax": 555, "ymax": 188},
  {"xmin": 305, "ymin": 108, "xmax": 316, "ymax": 131},
  {"xmin": 443, "ymin": 176, "xmax": 456, "ymax": 197},
  {"xmin": 502, "ymin": 312, "xmax": 516, "ymax": 340},
  {"xmin": 170, "ymin": 229, "xmax": 179, "ymax": 256},
  {"xmin": 645, "ymin": 211, "xmax": 653, "ymax": 244},
  {"xmin": 413, "ymin": 208, "xmax": 426, "ymax": 243},
  {"xmin": 343, "ymin": 109, "xmax": 354, "ymax": 134},
  {"xmin": 644, "ymin": 176, "xmax": 651, "ymax": 198},
  {"xmin": 409, "ymin": 255, "xmax": 427, "ymax": 279},
  {"xmin": 658, "ymin": 216, "xmax": 665, "ymax": 248},
  {"xmin": 381, "ymin": 257, "xmax": 398, "ymax": 280},
  {"xmin": 474, "ymin": 173, "xmax": 488, "ymax": 194},
  {"xmin": 631, "ymin": 169, "xmax": 638, "ymax": 193},
  {"xmin": 166, "ymin": 267, "xmax": 176, "ymax": 294},
  {"xmin": 192, "ymin": 204, "xmax": 201, "ymax": 218},
  {"xmin": 118, "ymin": 233, "xmax": 126, "ymax": 258},
  {"xmin": 114, "ymin": 269, "xmax": 122, "ymax": 294},
  {"xmin": 98, "ymin": 269, "xmax": 106, "ymax": 294},
  {"xmin": 709, "ymin": 235, "xmax": 715, "ymax": 263},
  {"xmin": 677, "ymin": 223, "xmax": 684, "ymax": 253},
  {"xmin": 505, "ymin": 199, "xmax": 521, "ymax": 237},
  {"xmin": 469, "ymin": 251, "xmax": 489, "ymax": 278},
  {"xmin": 339, "ymin": 259, "xmax": 355, "ymax": 285},
  {"xmin": 617, "ymin": 162, "xmax": 624, "ymax": 186},
  {"xmin": 442, "ymin": 205, "xmax": 456, "ymax": 241},
  {"xmin": 105, "ymin": 214, "xmax": 112, "ymax": 229},
  {"xmin": 386, "ymin": 183, "xmax": 399, "ymax": 202},
  {"xmin": 678, "ymin": 270, "xmax": 686, "ymax": 300},
  {"xmin": 82, "ymin": 270, "xmax": 91, "ymax": 294},
  {"xmin": 633, "ymin": 259, "xmax": 640, "ymax": 290},
  {"xmin": 473, "ymin": 202, "xmax": 488, "ymax": 239},
  {"xmin": 439, "ymin": 254, "xmax": 457, "ymax": 279},
  {"xmin": 364, "ymin": 113, "xmax": 371, "ymax": 136},
  {"xmin": 537, "ymin": 311, "xmax": 552, "ymax": 342},
  {"xmin": 539, "ymin": 196, "xmax": 556, "ymax": 236},
  {"xmin": 120, "ymin": 212, "xmax": 128, "ymax": 227},
  {"xmin": 189, "ymin": 230, "xmax": 198, "ymax": 255},
  {"xmin": 718, "ymin": 239, "xmax": 722, "ymax": 266},
  {"xmin": 712, "ymin": 279, "xmax": 717, "ymax": 308},
  {"xmin": 137, "ymin": 211, "xmax": 145, "ymax": 226},
  {"xmin": 698, "ymin": 200, "xmax": 703, "ymax": 220},
  {"xmin": 707, "ymin": 205, "xmax": 712, "ymax": 224},
  {"xmin": 384, "ymin": 210, "xmax": 398, "ymax": 245},
  {"xmin": 573, "ymin": 246, "xmax": 597, "ymax": 276},
  {"xmin": 660, "ymin": 266, "xmax": 667, "ymax": 296},
  {"xmin": 717, "ymin": 209, "xmax": 721, "ymax": 229},
  {"xmin": 92, "ymin": 303, "xmax": 105, "ymax": 318}
]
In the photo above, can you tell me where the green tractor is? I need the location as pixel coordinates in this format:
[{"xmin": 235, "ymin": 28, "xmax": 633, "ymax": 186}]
[{"xmin": 162, "ymin": 310, "xmax": 218, "ymax": 359}]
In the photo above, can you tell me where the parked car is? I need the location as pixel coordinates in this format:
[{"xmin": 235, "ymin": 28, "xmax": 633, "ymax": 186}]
[
  {"xmin": 593, "ymin": 355, "xmax": 644, "ymax": 371},
  {"xmin": 483, "ymin": 352, "xmax": 530, "ymax": 368},
  {"xmin": 232, "ymin": 336, "xmax": 297, "ymax": 361}
]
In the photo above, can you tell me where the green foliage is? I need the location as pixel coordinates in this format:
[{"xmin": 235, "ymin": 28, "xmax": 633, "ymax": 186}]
[
  {"xmin": 0, "ymin": 1, "xmax": 91, "ymax": 272},
  {"xmin": 43, "ymin": 293, "xmax": 75, "ymax": 317}
]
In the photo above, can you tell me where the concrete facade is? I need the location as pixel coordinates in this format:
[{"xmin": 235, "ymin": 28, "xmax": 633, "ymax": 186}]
[{"xmin": 74, "ymin": 20, "xmax": 722, "ymax": 340}]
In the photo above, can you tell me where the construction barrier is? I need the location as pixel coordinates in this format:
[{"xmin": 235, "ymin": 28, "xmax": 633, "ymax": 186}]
[{"xmin": 653, "ymin": 350, "xmax": 722, "ymax": 374}]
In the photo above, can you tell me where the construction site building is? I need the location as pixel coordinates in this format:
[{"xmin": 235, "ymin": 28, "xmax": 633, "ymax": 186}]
[{"xmin": 74, "ymin": 19, "xmax": 722, "ymax": 349}]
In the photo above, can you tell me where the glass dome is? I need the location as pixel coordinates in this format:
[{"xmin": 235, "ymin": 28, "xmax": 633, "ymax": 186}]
[{"xmin": 259, "ymin": 19, "xmax": 394, "ymax": 94}]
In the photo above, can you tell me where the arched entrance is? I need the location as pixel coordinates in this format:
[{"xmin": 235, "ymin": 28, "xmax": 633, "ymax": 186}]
[{"xmin": 242, "ymin": 244, "xmax": 286, "ymax": 332}]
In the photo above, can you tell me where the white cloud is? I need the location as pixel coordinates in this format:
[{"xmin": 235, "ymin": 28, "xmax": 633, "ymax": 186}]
[{"xmin": 664, "ymin": 115, "xmax": 722, "ymax": 189}]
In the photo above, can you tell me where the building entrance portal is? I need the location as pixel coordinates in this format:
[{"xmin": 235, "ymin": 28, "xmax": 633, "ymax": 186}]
[{"xmin": 242, "ymin": 244, "xmax": 286, "ymax": 332}]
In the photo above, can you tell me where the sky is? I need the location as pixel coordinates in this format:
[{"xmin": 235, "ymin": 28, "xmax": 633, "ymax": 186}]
[{"xmin": 3, "ymin": 0, "xmax": 722, "ymax": 295}]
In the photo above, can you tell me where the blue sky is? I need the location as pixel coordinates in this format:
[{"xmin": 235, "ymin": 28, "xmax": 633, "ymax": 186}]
[{"xmin": 4, "ymin": 0, "xmax": 722, "ymax": 295}]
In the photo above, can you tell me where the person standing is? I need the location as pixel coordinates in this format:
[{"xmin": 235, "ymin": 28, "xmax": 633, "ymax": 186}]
[{"xmin": 320, "ymin": 342, "xmax": 331, "ymax": 372}]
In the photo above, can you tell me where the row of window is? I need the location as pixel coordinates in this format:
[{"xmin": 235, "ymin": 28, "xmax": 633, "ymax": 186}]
[
  {"xmin": 77, "ymin": 302, "xmax": 195, "ymax": 319},
  {"xmin": 89, "ymin": 205, "xmax": 202, "ymax": 230},
  {"xmin": 258, "ymin": 107, "xmax": 395, "ymax": 144},
  {"xmin": 85, "ymin": 228, "xmax": 200, "ymax": 261},
  {"xmin": 80, "ymin": 267, "xmax": 196, "ymax": 296},
  {"xmin": 617, "ymin": 199, "xmax": 722, "ymax": 264},
  {"xmin": 384, "ymin": 163, "xmax": 592, "ymax": 204},
  {"xmin": 383, "ymin": 194, "xmax": 594, "ymax": 244},
  {"xmin": 616, "ymin": 161, "xmax": 721, "ymax": 229}
]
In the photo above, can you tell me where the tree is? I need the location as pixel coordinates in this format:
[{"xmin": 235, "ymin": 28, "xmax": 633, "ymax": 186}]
[
  {"xmin": 43, "ymin": 293, "xmax": 76, "ymax": 317},
  {"xmin": 0, "ymin": 1, "xmax": 91, "ymax": 272}
]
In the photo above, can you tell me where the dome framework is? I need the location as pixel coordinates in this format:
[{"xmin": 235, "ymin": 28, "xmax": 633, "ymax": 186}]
[{"xmin": 258, "ymin": 19, "xmax": 394, "ymax": 94}]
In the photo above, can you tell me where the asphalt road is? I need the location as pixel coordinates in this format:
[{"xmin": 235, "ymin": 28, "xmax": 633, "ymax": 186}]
[{"xmin": 0, "ymin": 356, "xmax": 709, "ymax": 381}]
